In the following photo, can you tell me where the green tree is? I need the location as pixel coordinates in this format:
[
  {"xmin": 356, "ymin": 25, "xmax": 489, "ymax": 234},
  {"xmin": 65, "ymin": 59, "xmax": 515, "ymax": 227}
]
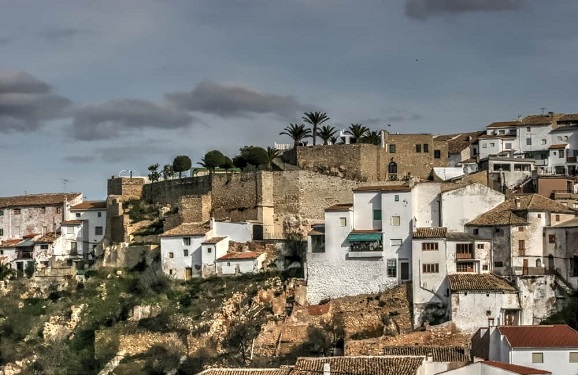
[
  {"xmin": 147, "ymin": 163, "xmax": 161, "ymax": 182},
  {"xmin": 221, "ymin": 156, "xmax": 234, "ymax": 170},
  {"xmin": 162, "ymin": 164, "xmax": 175, "ymax": 180},
  {"xmin": 0, "ymin": 264, "xmax": 15, "ymax": 280},
  {"xmin": 346, "ymin": 123, "xmax": 370, "ymax": 143},
  {"xmin": 265, "ymin": 147, "xmax": 281, "ymax": 170},
  {"xmin": 317, "ymin": 125, "xmax": 338, "ymax": 145},
  {"xmin": 200, "ymin": 150, "xmax": 226, "ymax": 172},
  {"xmin": 239, "ymin": 146, "xmax": 268, "ymax": 169},
  {"xmin": 172, "ymin": 155, "xmax": 192, "ymax": 178},
  {"xmin": 329, "ymin": 136, "xmax": 341, "ymax": 145},
  {"xmin": 362, "ymin": 130, "xmax": 382, "ymax": 145},
  {"xmin": 279, "ymin": 123, "xmax": 312, "ymax": 148},
  {"xmin": 302, "ymin": 112, "xmax": 330, "ymax": 146}
]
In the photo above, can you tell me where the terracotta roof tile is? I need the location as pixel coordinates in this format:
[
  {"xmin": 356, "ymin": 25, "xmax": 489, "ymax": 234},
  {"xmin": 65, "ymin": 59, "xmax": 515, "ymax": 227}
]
[
  {"xmin": 202, "ymin": 236, "xmax": 227, "ymax": 244},
  {"xmin": 307, "ymin": 303, "xmax": 331, "ymax": 316},
  {"xmin": 350, "ymin": 229, "xmax": 382, "ymax": 234},
  {"xmin": 413, "ymin": 227, "xmax": 447, "ymax": 238},
  {"xmin": 197, "ymin": 369, "xmax": 291, "ymax": 375},
  {"xmin": 71, "ymin": 201, "xmax": 107, "ymax": 210},
  {"xmin": 478, "ymin": 134, "xmax": 516, "ymax": 139},
  {"xmin": 558, "ymin": 113, "xmax": 578, "ymax": 122},
  {"xmin": 353, "ymin": 185, "xmax": 411, "ymax": 193},
  {"xmin": 482, "ymin": 360, "xmax": 551, "ymax": 374},
  {"xmin": 448, "ymin": 273, "xmax": 517, "ymax": 293},
  {"xmin": 160, "ymin": 223, "xmax": 211, "ymax": 237},
  {"xmin": 498, "ymin": 325, "xmax": 578, "ymax": 348},
  {"xmin": 325, "ymin": 203, "xmax": 353, "ymax": 212},
  {"xmin": 0, "ymin": 239, "xmax": 23, "ymax": 248},
  {"xmin": 217, "ymin": 251, "xmax": 262, "ymax": 261},
  {"xmin": 292, "ymin": 356, "xmax": 424, "ymax": 375},
  {"xmin": 36, "ymin": 232, "xmax": 59, "ymax": 243},
  {"xmin": 61, "ymin": 220, "xmax": 84, "ymax": 225},
  {"xmin": 0, "ymin": 193, "xmax": 82, "ymax": 208},
  {"xmin": 523, "ymin": 115, "xmax": 552, "ymax": 125},
  {"xmin": 447, "ymin": 131, "xmax": 485, "ymax": 154},
  {"xmin": 548, "ymin": 143, "xmax": 568, "ymax": 149},
  {"xmin": 382, "ymin": 346, "xmax": 469, "ymax": 362},
  {"xmin": 487, "ymin": 121, "xmax": 522, "ymax": 128}
]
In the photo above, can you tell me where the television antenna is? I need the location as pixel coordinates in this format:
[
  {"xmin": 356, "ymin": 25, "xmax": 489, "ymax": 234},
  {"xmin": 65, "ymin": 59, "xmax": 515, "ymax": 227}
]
[
  {"xmin": 539, "ymin": 107, "xmax": 547, "ymax": 115},
  {"xmin": 61, "ymin": 178, "xmax": 74, "ymax": 192}
]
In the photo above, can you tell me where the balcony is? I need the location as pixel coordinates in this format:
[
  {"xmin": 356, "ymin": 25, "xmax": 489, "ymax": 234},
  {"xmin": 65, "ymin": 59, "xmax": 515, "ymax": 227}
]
[
  {"xmin": 16, "ymin": 250, "xmax": 33, "ymax": 259},
  {"xmin": 568, "ymin": 156, "xmax": 577, "ymax": 163},
  {"xmin": 534, "ymin": 159, "xmax": 548, "ymax": 166},
  {"xmin": 347, "ymin": 232, "xmax": 383, "ymax": 258},
  {"xmin": 456, "ymin": 252, "xmax": 474, "ymax": 260}
]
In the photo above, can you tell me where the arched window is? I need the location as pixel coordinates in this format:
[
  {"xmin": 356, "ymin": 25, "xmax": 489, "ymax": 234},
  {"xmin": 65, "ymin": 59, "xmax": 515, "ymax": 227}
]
[
  {"xmin": 536, "ymin": 258, "xmax": 541, "ymax": 268},
  {"xmin": 388, "ymin": 162, "xmax": 398, "ymax": 174}
]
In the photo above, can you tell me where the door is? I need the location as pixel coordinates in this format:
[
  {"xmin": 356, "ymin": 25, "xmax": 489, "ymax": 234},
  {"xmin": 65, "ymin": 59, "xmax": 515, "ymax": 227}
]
[
  {"xmin": 523, "ymin": 259, "xmax": 528, "ymax": 275},
  {"xmin": 400, "ymin": 262, "xmax": 410, "ymax": 281},
  {"xmin": 548, "ymin": 254, "xmax": 555, "ymax": 272},
  {"xmin": 184, "ymin": 267, "xmax": 192, "ymax": 281}
]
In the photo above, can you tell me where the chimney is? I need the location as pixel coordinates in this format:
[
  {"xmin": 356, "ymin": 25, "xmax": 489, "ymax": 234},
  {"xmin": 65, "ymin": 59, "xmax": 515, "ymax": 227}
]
[
  {"xmin": 548, "ymin": 111, "xmax": 554, "ymax": 117},
  {"xmin": 514, "ymin": 197, "xmax": 520, "ymax": 209},
  {"xmin": 323, "ymin": 363, "xmax": 330, "ymax": 375}
]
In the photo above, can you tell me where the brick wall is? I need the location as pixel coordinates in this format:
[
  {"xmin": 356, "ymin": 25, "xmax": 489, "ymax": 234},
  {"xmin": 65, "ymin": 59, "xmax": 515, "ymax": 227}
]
[
  {"xmin": 107, "ymin": 177, "xmax": 144, "ymax": 199},
  {"xmin": 141, "ymin": 176, "xmax": 211, "ymax": 205},
  {"xmin": 179, "ymin": 194, "xmax": 211, "ymax": 223}
]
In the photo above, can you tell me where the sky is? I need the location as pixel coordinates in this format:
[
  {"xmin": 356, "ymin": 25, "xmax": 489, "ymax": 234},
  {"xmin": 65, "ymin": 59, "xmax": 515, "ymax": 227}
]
[{"xmin": 1, "ymin": 0, "xmax": 578, "ymax": 200}]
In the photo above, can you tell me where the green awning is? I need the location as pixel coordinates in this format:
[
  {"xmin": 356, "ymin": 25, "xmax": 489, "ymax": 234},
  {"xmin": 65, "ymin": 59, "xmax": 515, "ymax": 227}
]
[{"xmin": 347, "ymin": 233, "xmax": 382, "ymax": 242}]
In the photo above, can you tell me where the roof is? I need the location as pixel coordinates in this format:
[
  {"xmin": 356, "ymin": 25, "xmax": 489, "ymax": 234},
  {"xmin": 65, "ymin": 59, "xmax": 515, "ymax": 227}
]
[
  {"xmin": 15, "ymin": 238, "xmax": 36, "ymax": 248},
  {"xmin": 217, "ymin": 251, "xmax": 263, "ymax": 261},
  {"xmin": 478, "ymin": 134, "xmax": 516, "ymax": 139},
  {"xmin": 353, "ymin": 185, "xmax": 411, "ymax": 193},
  {"xmin": 413, "ymin": 227, "xmax": 447, "ymax": 238},
  {"xmin": 292, "ymin": 356, "xmax": 424, "ymax": 375},
  {"xmin": 36, "ymin": 232, "xmax": 59, "ymax": 243},
  {"xmin": 522, "ymin": 115, "xmax": 551, "ymax": 125},
  {"xmin": 548, "ymin": 143, "xmax": 568, "ymax": 149},
  {"xmin": 71, "ymin": 201, "xmax": 107, "ymax": 210},
  {"xmin": 487, "ymin": 121, "xmax": 521, "ymax": 129},
  {"xmin": 558, "ymin": 113, "xmax": 578, "ymax": 123},
  {"xmin": 61, "ymin": 220, "xmax": 83, "ymax": 225},
  {"xmin": 446, "ymin": 131, "xmax": 484, "ymax": 154},
  {"xmin": 382, "ymin": 346, "xmax": 469, "ymax": 362},
  {"xmin": 550, "ymin": 125, "xmax": 578, "ymax": 133},
  {"xmin": 197, "ymin": 369, "xmax": 291, "ymax": 375},
  {"xmin": 202, "ymin": 236, "xmax": 227, "ymax": 244},
  {"xmin": 467, "ymin": 194, "xmax": 575, "ymax": 227},
  {"xmin": 325, "ymin": 203, "xmax": 353, "ymax": 212},
  {"xmin": 482, "ymin": 360, "xmax": 551, "ymax": 375},
  {"xmin": 553, "ymin": 217, "xmax": 578, "ymax": 228},
  {"xmin": 160, "ymin": 223, "xmax": 211, "ymax": 237},
  {"xmin": 0, "ymin": 192, "xmax": 82, "ymax": 209},
  {"xmin": 0, "ymin": 239, "xmax": 23, "ymax": 248},
  {"xmin": 498, "ymin": 325, "xmax": 578, "ymax": 348},
  {"xmin": 448, "ymin": 273, "xmax": 517, "ymax": 293}
]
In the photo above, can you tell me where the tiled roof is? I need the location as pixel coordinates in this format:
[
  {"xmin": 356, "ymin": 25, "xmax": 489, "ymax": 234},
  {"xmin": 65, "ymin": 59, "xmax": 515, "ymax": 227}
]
[
  {"xmin": 487, "ymin": 121, "xmax": 521, "ymax": 128},
  {"xmin": 447, "ymin": 131, "xmax": 484, "ymax": 154},
  {"xmin": 350, "ymin": 229, "xmax": 382, "ymax": 234},
  {"xmin": 548, "ymin": 143, "xmax": 568, "ymax": 149},
  {"xmin": 498, "ymin": 325, "xmax": 578, "ymax": 348},
  {"xmin": 446, "ymin": 232, "xmax": 487, "ymax": 241},
  {"xmin": 36, "ymin": 232, "xmax": 59, "ymax": 243},
  {"xmin": 553, "ymin": 217, "xmax": 578, "ymax": 228},
  {"xmin": 448, "ymin": 273, "xmax": 517, "ymax": 293},
  {"xmin": 433, "ymin": 134, "xmax": 459, "ymax": 142},
  {"xmin": 292, "ymin": 356, "xmax": 424, "ymax": 375},
  {"xmin": 0, "ymin": 239, "xmax": 23, "ymax": 248},
  {"xmin": 413, "ymin": 227, "xmax": 447, "ymax": 238},
  {"xmin": 61, "ymin": 220, "xmax": 84, "ymax": 225},
  {"xmin": 202, "ymin": 236, "xmax": 227, "ymax": 244},
  {"xmin": 558, "ymin": 113, "xmax": 578, "ymax": 122},
  {"xmin": 0, "ymin": 192, "xmax": 82, "ymax": 208},
  {"xmin": 382, "ymin": 346, "xmax": 469, "ymax": 362},
  {"xmin": 482, "ymin": 360, "xmax": 551, "ymax": 374},
  {"xmin": 160, "ymin": 223, "xmax": 210, "ymax": 237},
  {"xmin": 353, "ymin": 185, "xmax": 411, "ymax": 192},
  {"xmin": 522, "ymin": 115, "xmax": 552, "ymax": 125},
  {"xmin": 478, "ymin": 134, "xmax": 516, "ymax": 139},
  {"xmin": 71, "ymin": 201, "xmax": 107, "ymax": 210},
  {"xmin": 550, "ymin": 125, "xmax": 578, "ymax": 133},
  {"xmin": 467, "ymin": 194, "xmax": 575, "ymax": 226},
  {"xmin": 217, "ymin": 251, "xmax": 262, "ymax": 261},
  {"xmin": 325, "ymin": 203, "xmax": 353, "ymax": 212},
  {"xmin": 197, "ymin": 369, "xmax": 291, "ymax": 375}
]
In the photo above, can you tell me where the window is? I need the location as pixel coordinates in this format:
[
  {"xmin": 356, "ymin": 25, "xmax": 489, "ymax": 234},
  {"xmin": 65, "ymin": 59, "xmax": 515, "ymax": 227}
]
[
  {"xmin": 227, "ymin": 262, "xmax": 231, "ymax": 266},
  {"xmin": 495, "ymin": 228, "xmax": 500, "ymax": 233},
  {"xmin": 76, "ymin": 213, "xmax": 81, "ymax": 218},
  {"xmin": 373, "ymin": 209, "xmax": 382, "ymax": 221},
  {"xmin": 339, "ymin": 217, "xmax": 347, "ymax": 227},
  {"xmin": 387, "ymin": 259, "xmax": 397, "ymax": 277},
  {"xmin": 482, "ymin": 265, "xmax": 488, "ymax": 271},
  {"xmin": 98, "ymin": 212, "xmax": 102, "ymax": 217},
  {"xmin": 183, "ymin": 249, "xmax": 189, "ymax": 256},
  {"xmin": 0, "ymin": 250, "xmax": 3, "ymax": 255},
  {"xmin": 434, "ymin": 150, "xmax": 441, "ymax": 159},
  {"xmin": 391, "ymin": 216, "xmax": 400, "ymax": 226},
  {"xmin": 40, "ymin": 244, "xmax": 49, "ymax": 250},
  {"xmin": 499, "ymin": 130, "xmax": 505, "ymax": 135},
  {"xmin": 570, "ymin": 352, "xmax": 578, "ymax": 363},
  {"xmin": 41, "ymin": 207, "xmax": 46, "ymax": 213},
  {"xmin": 489, "ymin": 142, "xmax": 495, "ymax": 147},
  {"xmin": 423, "ymin": 144, "xmax": 429, "ymax": 153},
  {"xmin": 505, "ymin": 143, "xmax": 512, "ymax": 149},
  {"xmin": 394, "ymin": 195, "xmax": 399, "ymax": 202},
  {"xmin": 0, "ymin": 210, "xmax": 3, "ymax": 216},
  {"xmin": 456, "ymin": 262, "xmax": 474, "ymax": 272},
  {"xmin": 560, "ymin": 150, "xmax": 565, "ymax": 158},
  {"xmin": 556, "ymin": 214, "xmax": 560, "ymax": 222},
  {"xmin": 14, "ymin": 208, "xmax": 21, "ymax": 215},
  {"xmin": 389, "ymin": 144, "xmax": 396, "ymax": 153},
  {"xmin": 537, "ymin": 214, "xmax": 542, "ymax": 218},
  {"xmin": 526, "ymin": 127, "xmax": 531, "ymax": 132},
  {"xmin": 388, "ymin": 162, "xmax": 397, "ymax": 175},
  {"xmin": 532, "ymin": 353, "xmax": 543, "ymax": 363},
  {"xmin": 207, "ymin": 248, "xmax": 212, "ymax": 253},
  {"xmin": 494, "ymin": 261, "xmax": 504, "ymax": 267},
  {"xmin": 70, "ymin": 242, "xmax": 77, "ymax": 253},
  {"xmin": 536, "ymin": 259, "xmax": 542, "ymax": 268},
  {"xmin": 526, "ymin": 138, "xmax": 532, "ymax": 146},
  {"xmin": 66, "ymin": 226, "xmax": 74, "ymax": 234},
  {"xmin": 482, "ymin": 143, "xmax": 488, "ymax": 148},
  {"xmin": 416, "ymin": 144, "xmax": 422, "ymax": 153},
  {"xmin": 549, "ymin": 234, "xmax": 556, "ymax": 243},
  {"xmin": 0, "ymin": 229, "xmax": 3, "ymax": 236},
  {"xmin": 42, "ymin": 226, "xmax": 48, "ymax": 234},
  {"xmin": 168, "ymin": 252, "xmax": 174, "ymax": 258},
  {"xmin": 541, "ymin": 139, "xmax": 547, "ymax": 145},
  {"xmin": 518, "ymin": 226, "xmax": 524, "ymax": 232},
  {"xmin": 473, "ymin": 229, "xmax": 479, "ymax": 235},
  {"xmin": 477, "ymin": 244, "xmax": 484, "ymax": 249},
  {"xmin": 56, "ymin": 207, "xmax": 61, "ymax": 214},
  {"xmin": 519, "ymin": 240, "xmax": 526, "ymax": 255},
  {"xmin": 422, "ymin": 242, "xmax": 439, "ymax": 251},
  {"xmin": 422, "ymin": 263, "xmax": 439, "ymax": 273},
  {"xmin": 390, "ymin": 239, "xmax": 402, "ymax": 246},
  {"xmin": 95, "ymin": 226, "xmax": 103, "ymax": 235},
  {"xmin": 183, "ymin": 237, "xmax": 191, "ymax": 246}
]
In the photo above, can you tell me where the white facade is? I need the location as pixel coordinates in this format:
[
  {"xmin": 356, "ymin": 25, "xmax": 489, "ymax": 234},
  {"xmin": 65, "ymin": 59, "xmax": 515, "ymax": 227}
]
[
  {"xmin": 161, "ymin": 233, "xmax": 208, "ymax": 279},
  {"xmin": 69, "ymin": 202, "xmax": 107, "ymax": 254},
  {"xmin": 440, "ymin": 361, "xmax": 552, "ymax": 375},
  {"xmin": 216, "ymin": 253, "xmax": 266, "ymax": 275}
]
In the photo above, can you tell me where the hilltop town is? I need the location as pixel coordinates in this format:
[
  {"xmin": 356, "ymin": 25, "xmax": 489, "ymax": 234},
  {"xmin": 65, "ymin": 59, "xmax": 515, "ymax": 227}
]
[{"xmin": 3, "ymin": 112, "xmax": 578, "ymax": 374}]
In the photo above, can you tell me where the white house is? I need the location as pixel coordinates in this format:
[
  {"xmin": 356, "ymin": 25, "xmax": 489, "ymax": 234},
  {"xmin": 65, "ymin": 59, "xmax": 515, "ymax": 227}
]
[
  {"xmin": 58, "ymin": 220, "xmax": 86, "ymax": 261},
  {"xmin": 473, "ymin": 325, "xmax": 578, "ymax": 375},
  {"xmin": 440, "ymin": 360, "xmax": 551, "ymax": 375},
  {"xmin": 69, "ymin": 201, "xmax": 107, "ymax": 255},
  {"xmin": 216, "ymin": 251, "xmax": 266, "ymax": 275}
]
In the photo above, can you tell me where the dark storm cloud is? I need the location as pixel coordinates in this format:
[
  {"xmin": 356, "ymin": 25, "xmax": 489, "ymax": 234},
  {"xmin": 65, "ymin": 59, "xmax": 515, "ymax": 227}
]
[
  {"xmin": 94, "ymin": 143, "xmax": 168, "ymax": 164},
  {"xmin": 406, "ymin": 0, "xmax": 526, "ymax": 20},
  {"xmin": 72, "ymin": 98, "xmax": 194, "ymax": 141},
  {"xmin": 0, "ymin": 71, "xmax": 71, "ymax": 132},
  {"xmin": 39, "ymin": 27, "xmax": 94, "ymax": 41},
  {"xmin": 166, "ymin": 80, "xmax": 309, "ymax": 120},
  {"xmin": 384, "ymin": 108, "xmax": 423, "ymax": 123}
]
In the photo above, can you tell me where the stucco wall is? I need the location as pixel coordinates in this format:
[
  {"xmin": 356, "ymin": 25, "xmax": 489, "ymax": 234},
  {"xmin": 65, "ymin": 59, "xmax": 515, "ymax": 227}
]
[
  {"xmin": 510, "ymin": 348, "xmax": 578, "ymax": 375},
  {"xmin": 450, "ymin": 292, "xmax": 519, "ymax": 332},
  {"xmin": 441, "ymin": 184, "xmax": 505, "ymax": 232},
  {"xmin": 515, "ymin": 275, "xmax": 557, "ymax": 325}
]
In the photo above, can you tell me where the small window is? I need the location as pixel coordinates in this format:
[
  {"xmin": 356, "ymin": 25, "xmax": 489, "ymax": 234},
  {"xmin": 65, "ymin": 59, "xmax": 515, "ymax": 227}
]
[
  {"xmin": 505, "ymin": 143, "xmax": 512, "ymax": 149},
  {"xmin": 423, "ymin": 144, "xmax": 429, "ymax": 153},
  {"xmin": 227, "ymin": 262, "xmax": 231, "ymax": 266},
  {"xmin": 495, "ymin": 228, "xmax": 500, "ymax": 233},
  {"xmin": 373, "ymin": 209, "xmax": 382, "ymax": 221},
  {"xmin": 41, "ymin": 207, "xmax": 46, "ymax": 214},
  {"xmin": 183, "ymin": 237, "xmax": 191, "ymax": 246},
  {"xmin": 415, "ymin": 144, "xmax": 421, "ymax": 153},
  {"xmin": 473, "ymin": 229, "xmax": 479, "ymax": 235},
  {"xmin": 489, "ymin": 142, "xmax": 495, "ymax": 147},
  {"xmin": 422, "ymin": 242, "xmax": 439, "ymax": 251},
  {"xmin": 40, "ymin": 244, "xmax": 49, "ymax": 250},
  {"xmin": 168, "ymin": 252, "xmax": 174, "ymax": 259},
  {"xmin": 207, "ymin": 248, "xmax": 212, "ymax": 253},
  {"xmin": 494, "ymin": 261, "xmax": 504, "ymax": 267},
  {"xmin": 339, "ymin": 217, "xmax": 347, "ymax": 227},
  {"xmin": 456, "ymin": 262, "xmax": 474, "ymax": 272},
  {"xmin": 183, "ymin": 249, "xmax": 189, "ymax": 257},
  {"xmin": 549, "ymin": 234, "xmax": 556, "ymax": 243},
  {"xmin": 482, "ymin": 143, "xmax": 487, "ymax": 148},
  {"xmin": 532, "ymin": 352, "xmax": 543, "ymax": 363},
  {"xmin": 526, "ymin": 127, "xmax": 531, "ymax": 132},
  {"xmin": 0, "ymin": 209, "xmax": 3, "ymax": 216},
  {"xmin": 477, "ymin": 244, "xmax": 484, "ymax": 249},
  {"xmin": 56, "ymin": 207, "xmax": 61, "ymax": 214},
  {"xmin": 0, "ymin": 250, "xmax": 3, "ymax": 255},
  {"xmin": 390, "ymin": 239, "xmax": 402, "ymax": 246},
  {"xmin": 482, "ymin": 265, "xmax": 488, "ymax": 271},
  {"xmin": 389, "ymin": 144, "xmax": 396, "ymax": 153},
  {"xmin": 422, "ymin": 263, "xmax": 439, "ymax": 273},
  {"xmin": 537, "ymin": 214, "xmax": 542, "ymax": 218},
  {"xmin": 95, "ymin": 226, "xmax": 103, "ymax": 235},
  {"xmin": 394, "ymin": 195, "xmax": 399, "ymax": 202},
  {"xmin": 519, "ymin": 240, "xmax": 526, "ymax": 255},
  {"xmin": 76, "ymin": 213, "xmax": 81, "ymax": 218},
  {"xmin": 560, "ymin": 150, "xmax": 565, "ymax": 158},
  {"xmin": 556, "ymin": 214, "xmax": 561, "ymax": 222},
  {"xmin": 434, "ymin": 150, "xmax": 441, "ymax": 159},
  {"xmin": 98, "ymin": 212, "xmax": 102, "ymax": 217},
  {"xmin": 387, "ymin": 259, "xmax": 397, "ymax": 277},
  {"xmin": 14, "ymin": 208, "xmax": 21, "ymax": 215},
  {"xmin": 518, "ymin": 226, "xmax": 524, "ymax": 232},
  {"xmin": 569, "ymin": 352, "xmax": 578, "ymax": 363},
  {"xmin": 541, "ymin": 139, "xmax": 547, "ymax": 145},
  {"xmin": 526, "ymin": 138, "xmax": 532, "ymax": 146},
  {"xmin": 391, "ymin": 216, "xmax": 400, "ymax": 226},
  {"xmin": 0, "ymin": 229, "xmax": 3, "ymax": 236},
  {"xmin": 66, "ymin": 226, "xmax": 74, "ymax": 234}
]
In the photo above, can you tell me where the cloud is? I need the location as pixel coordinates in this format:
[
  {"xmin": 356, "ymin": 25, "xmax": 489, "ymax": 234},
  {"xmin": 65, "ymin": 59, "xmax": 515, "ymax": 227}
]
[
  {"xmin": 63, "ymin": 155, "xmax": 95, "ymax": 164},
  {"xmin": 39, "ymin": 27, "xmax": 94, "ymax": 41},
  {"xmin": 94, "ymin": 143, "xmax": 168, "ymax": 164},
  {"xmin": 406, "ymin": 0, "xmax": 526, "ymax": 20},
  {"xmin": 0, "ymin": 71, "xmax": 71, "ymax": 133},
  {"xmin": 166, "ymin": 80, "xmax": 309, "ymax": 120},
  {"xmin": 0, "ymin": 37, "xmax": 11, "ymax": 45},
  {"xmin": 72, "ymin": 98, "xmax": 194, "ymax": 140},
  {"xmin": 383, "ymin": 108, "xmax": 423, "ymax": 123}
]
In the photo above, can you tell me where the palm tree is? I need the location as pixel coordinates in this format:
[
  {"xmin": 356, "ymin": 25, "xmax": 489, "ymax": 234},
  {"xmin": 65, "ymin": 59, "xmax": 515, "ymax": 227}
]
[
  {"xmin": 346, "ymin": 123, "xmax": 370, "ymax": 143},
  {"xmin": 280, "ymin": 123, "xmax": 312, "ymax": 148},
  {"xmin": 265, "ymin": 146, "xmax": 281, "ymax": 170},
  {"xmin": 317, "ymin": 125, "xmax": 338, "ymax": 145},
  {"xmin": 362, "ymin": 130, "xmax": 381, "ymax": 145},
  {"xmin": 302, "ymin": 112, "xmax": 330, "ymax": 146},
  {"xmin": 329, "ymin": 136, "xmax": 341, "ymax": 145}
]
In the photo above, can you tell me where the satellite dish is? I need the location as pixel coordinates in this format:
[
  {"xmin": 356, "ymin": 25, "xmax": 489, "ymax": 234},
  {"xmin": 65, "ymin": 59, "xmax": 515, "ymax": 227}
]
[{"xmin": 118, "ymin": 169, "xmax": 141, "ymax": 177}]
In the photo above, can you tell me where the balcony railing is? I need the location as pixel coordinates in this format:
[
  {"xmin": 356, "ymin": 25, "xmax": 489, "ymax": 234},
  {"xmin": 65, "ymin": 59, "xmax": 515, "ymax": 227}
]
[
  {"xmin": 568, "ymin": 157, "xmax": 578, "ymax": 163},
  {"xmin": 17, "ymin": 251, "xmax": 33, "ymax": 259},
  {"xmin": 456, "ymin": 252, "xmax": 474, "ymax": 260}
]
